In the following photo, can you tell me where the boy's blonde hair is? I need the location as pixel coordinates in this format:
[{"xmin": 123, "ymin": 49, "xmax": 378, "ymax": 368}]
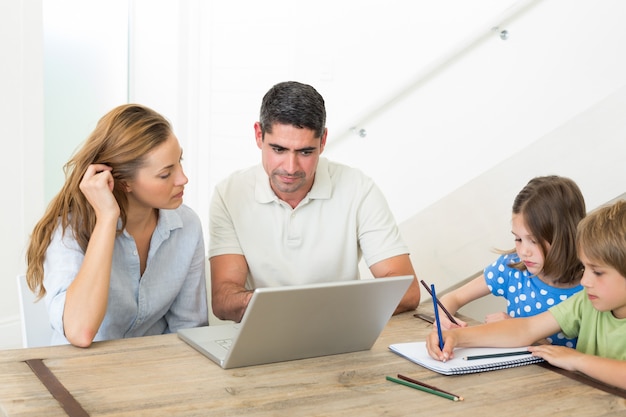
[{"xmin": 577, "ymin": 199, "xmax": 626, "ymax": 278}]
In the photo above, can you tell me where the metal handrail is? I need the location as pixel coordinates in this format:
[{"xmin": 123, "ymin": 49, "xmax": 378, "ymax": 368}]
[{"xmin": 328, "ymin": 0, "xmax": 543, "ymax": 148}]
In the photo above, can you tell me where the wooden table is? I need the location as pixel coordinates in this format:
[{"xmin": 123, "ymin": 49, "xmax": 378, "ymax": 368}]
[{"xmin": 1, "ymin": 306, "xmax": 624, "ymax": 417}]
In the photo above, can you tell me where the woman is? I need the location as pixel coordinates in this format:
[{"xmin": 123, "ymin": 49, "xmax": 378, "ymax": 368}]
[{"xmin": 27, "ymin": 104, "xmax": 208, "ymax": 347}]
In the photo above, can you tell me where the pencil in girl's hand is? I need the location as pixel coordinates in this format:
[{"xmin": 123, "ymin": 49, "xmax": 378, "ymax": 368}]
[
  {"xmin": 419, "ymin": 280, "xmax": 458, "ymax": 325},
  {"xmin": 431, "ymin": 284, "xmax": 444, "ymax": 351}
]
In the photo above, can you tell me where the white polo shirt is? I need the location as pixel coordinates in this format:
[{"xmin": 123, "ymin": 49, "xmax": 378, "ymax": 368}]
[{"xmin": 209, "ymin": 158, "xmax": 409, "ymax": 289}]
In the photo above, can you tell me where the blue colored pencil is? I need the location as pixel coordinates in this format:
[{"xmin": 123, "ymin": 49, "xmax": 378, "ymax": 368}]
[{"xmin": 431, "ymin": 284, "xmax": 444, "ymax": 351}]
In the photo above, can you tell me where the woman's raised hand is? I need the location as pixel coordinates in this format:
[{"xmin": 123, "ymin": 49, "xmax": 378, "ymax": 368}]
[{"xmin": 79, "ymin": 164, "xmax": 120, "ymax": 220}]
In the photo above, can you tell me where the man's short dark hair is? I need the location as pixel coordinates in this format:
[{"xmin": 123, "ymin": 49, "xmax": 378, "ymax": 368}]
[{"xmin": 259, "ymin": 81, "xmax": 326, "ymax": 139}]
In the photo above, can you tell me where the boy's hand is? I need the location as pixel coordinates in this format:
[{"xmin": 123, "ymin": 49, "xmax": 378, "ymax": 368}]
[{"xmin": 527, "ymin": 345, "xmax": 580, "ymax": 371}]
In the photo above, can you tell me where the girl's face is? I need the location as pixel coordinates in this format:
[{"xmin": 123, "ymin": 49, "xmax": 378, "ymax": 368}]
[
  {"xmin": 512, "ymin": 213, "xmax": 548, "ymax": 278},
  {"xmin": 124, "ymin": 134, "xmax": 188, "ymax": 211},
  {"xmin": 579, "ymin": 249, "xmax": 626, "ymax": 319}
]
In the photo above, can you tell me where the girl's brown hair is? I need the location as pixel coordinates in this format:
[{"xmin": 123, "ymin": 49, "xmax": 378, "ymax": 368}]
[{"xmin": 506, "ymin": 175, "xmax": 586, "ymax": 285}]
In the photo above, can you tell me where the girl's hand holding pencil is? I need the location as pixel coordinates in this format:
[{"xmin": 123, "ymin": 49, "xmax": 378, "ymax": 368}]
[
  {"xmin": 425, "ymin": 327, "xmax": 456, "ymax": 362},
  {"xmin": 422, "ymin": 280, "xmax": 457, "ymax": 362},
  {"xmin": 440, "ymin": 313, "xmax": 467, "ymax": 330}
]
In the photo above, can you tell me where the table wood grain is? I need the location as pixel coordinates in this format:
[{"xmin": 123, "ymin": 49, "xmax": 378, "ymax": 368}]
[{"xmin": 1, "ymin": 307, "xmax": 624, "ymax": 416}]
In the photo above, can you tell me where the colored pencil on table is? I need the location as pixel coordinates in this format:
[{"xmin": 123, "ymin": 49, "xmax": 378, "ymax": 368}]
[
  {"xmin": 397, "ymin": 374, "xmax": 464, "ymax": 401},
  {"xmin": 419, "ymin": 280, "xmax": 458, "ymax": 325},
  {"xmin": 463, "ymin": 350, "xmax": 531, "ymax": 360},
  {"xmin": 431, "ymin": 284, "xmax": 444, "ymax": 351},
  {"xmin": 386, "ymin": 376, "xmax": 460, "ymax": 401}
]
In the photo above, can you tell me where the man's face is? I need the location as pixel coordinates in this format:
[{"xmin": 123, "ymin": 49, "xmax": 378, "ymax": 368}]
[{"xmin": 255, "ymin": 122, "xmax": 326, "ymax": 207}]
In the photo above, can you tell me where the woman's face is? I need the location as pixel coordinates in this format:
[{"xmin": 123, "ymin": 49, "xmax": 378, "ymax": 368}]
[{"xmin": 124, "ymin": 134, "xmax": 188, "ymax": 210}]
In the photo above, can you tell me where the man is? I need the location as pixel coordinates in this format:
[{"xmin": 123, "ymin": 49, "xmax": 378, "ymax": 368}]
[{"xmin": 209, "ymin": 81, "xmax": 420, "ymax": 322}]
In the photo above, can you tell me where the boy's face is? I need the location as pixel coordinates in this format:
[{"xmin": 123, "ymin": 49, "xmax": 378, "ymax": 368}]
[{"xmin": 579, "ymin": 249, "xmax": 626, "ymax": 319}]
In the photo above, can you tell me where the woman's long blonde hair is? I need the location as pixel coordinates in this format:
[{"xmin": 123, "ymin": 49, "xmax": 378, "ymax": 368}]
[{"xmin": 26, "ymin": 104, "xmax": 172, "ymax": 298}]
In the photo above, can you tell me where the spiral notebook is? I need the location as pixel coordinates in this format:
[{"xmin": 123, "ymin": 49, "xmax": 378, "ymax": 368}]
[{"xmin": 389, "ymin": 341, "xmax": 544, "ymax": 375}]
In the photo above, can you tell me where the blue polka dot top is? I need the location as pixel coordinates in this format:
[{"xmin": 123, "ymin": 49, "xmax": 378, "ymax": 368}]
[{"xmin": 484, "ymin": 253, "xmax": 583, "ymax": 347}]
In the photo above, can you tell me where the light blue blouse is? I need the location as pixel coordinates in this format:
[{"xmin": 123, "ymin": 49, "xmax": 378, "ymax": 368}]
[{"xmin": 43, "ymin": 205, "xmax": 208, "ymax": 345}]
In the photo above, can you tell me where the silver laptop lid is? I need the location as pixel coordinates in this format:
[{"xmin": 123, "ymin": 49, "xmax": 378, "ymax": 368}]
[{"xmin": 179, "ymin": 275, "xmax": 414, "ymax": 369}]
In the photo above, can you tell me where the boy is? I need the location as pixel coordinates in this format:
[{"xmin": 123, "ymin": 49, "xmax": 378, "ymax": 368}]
[{"xmin": 427, "ymin": 200, "xmax": 626, "ymax": 390}]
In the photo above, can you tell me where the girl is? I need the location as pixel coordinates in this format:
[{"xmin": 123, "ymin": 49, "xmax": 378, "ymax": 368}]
[
  {"xmin": 26, "ymin": 104, "xmax": 208, "ymax": 347},
  {"xmin": 438, "ymin": 176, "xmax": 585, "ymax": 346},
  {"xmin": 427, "ymin": 199, "xmax": 626, "ymax": 390}
]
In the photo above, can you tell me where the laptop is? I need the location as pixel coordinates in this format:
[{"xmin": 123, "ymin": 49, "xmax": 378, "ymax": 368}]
[{"xmin": 178, "ymin": 275, "xmax": 414, "ymax": 369}]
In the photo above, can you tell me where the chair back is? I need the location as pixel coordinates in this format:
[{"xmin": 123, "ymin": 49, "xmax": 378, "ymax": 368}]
[{"xmin": 16, "ymin": 274, "xmax": 53, "ymax": 348}]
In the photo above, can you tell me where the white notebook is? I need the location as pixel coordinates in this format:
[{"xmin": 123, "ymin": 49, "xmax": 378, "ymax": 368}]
[{"xmin": 389, "ymin": 341, "xmax": 544, "ymax": 375}]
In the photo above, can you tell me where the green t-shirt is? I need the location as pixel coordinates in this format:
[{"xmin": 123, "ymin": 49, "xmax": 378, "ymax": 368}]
[{"xmin": 549, "ymin": 290, "xmax": 626, "ymax": 360}]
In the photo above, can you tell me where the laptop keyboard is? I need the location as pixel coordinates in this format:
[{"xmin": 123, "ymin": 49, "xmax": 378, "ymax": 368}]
[{"xmin": 216, "ymin": 339, "xmax": 233, "ymax": 350}]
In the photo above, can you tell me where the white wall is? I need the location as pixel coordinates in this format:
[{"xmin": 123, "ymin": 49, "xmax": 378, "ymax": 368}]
[
  {"xmin": 328, "ymin": 0, "xmax": 626, "ymax": 223},
  {"xmin": 1, "ymin": 0, "xmax": 44, "ymax": 348},
  {"xmin": 129, "ymin": 0, "xmax": 517, "ymax": 246},
  {"xmin": 128, "ymin": 0, "xmax": 212, "ymax": 231},
  {"xmin": 43, "ymin": 0, "xmax": 128, "ymax": 201},
  {"xmin": 401, "ymin": 86, "xmax": 626, "ymax": 317},
  {"xmin": 2, "ymin": 0, "xmax": 626, "ymax": 348}
]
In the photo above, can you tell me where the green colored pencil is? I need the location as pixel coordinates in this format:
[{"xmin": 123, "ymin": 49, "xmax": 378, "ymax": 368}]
[
  {"xmin": 386, "ymin": 376, "xmax": 460, "ymax": 401},
  {"xmin": 462, "ymin": 350, "xmax": 531, "ymax": 361}
]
